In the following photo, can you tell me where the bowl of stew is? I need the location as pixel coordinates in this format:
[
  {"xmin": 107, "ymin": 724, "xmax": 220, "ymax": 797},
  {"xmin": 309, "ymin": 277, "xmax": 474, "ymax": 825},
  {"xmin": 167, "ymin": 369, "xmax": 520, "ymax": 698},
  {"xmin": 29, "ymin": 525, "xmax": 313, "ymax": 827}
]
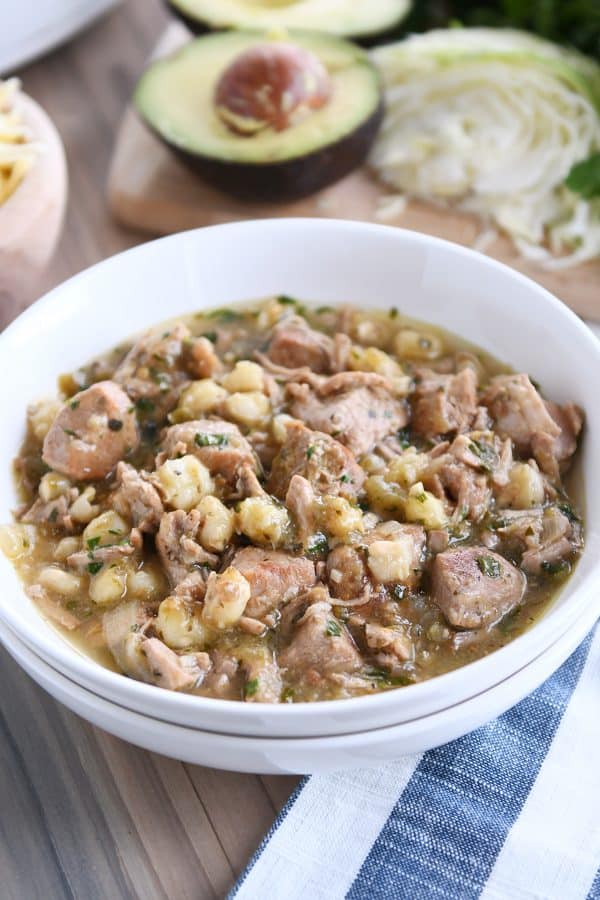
[{"xmin": 0, "ymin": 219, "xmax": 598, "ymax": 742}]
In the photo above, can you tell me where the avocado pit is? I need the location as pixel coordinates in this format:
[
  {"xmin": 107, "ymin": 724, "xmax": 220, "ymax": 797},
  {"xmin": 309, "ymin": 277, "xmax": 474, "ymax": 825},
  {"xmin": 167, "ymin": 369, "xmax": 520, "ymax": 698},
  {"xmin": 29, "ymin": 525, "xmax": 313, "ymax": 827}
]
[{"xmin": 215, "ymin": 43, "xmax": 332, "ymax": 135}]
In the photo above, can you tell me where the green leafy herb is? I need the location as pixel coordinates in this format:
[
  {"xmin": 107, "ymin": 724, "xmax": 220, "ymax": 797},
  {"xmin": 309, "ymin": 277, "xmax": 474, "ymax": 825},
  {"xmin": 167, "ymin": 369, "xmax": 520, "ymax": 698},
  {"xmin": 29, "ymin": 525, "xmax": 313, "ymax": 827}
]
[
  {"xmin": 340, "ymin": 474, "xmax": 351, "ymax": 483},
  {"xmin": 62, "ymin": 428, "xmax": 78, "ymax": 438},
  {"xmin": 316, "ymin": 305, "xmax": 334, "ymax": 314},
  {"xmin": 397, "ymin": 427, "xmax": 411, "ymax": 450},
  {"xmin": 135, "ymin": 397, "xmax": 155, "ymax": 414},
  {"xmin": 86, "ymin": 536, "xmax": 101, "ymax": 551},
  {"xmin": 325, "ymin": 619, "xmax": 341, "ymax": 638},
  {"xmin": 108, "ymin": 419, "xmax": 123, "ymax": 432},
  {"xmin": 307, "ymin": 532, "xmax": 329, "ymax": 557},
  {"xmin": 306, "ymin": 445, "xmax": 316, "ymax": 460},
  {"xmin": 244, "ymin": 678, "xmax": 259, "ymax": 698},
  {"xmin": 195, "ymin": 432, "xmax": 229, "ymax": 448},
  {"xmin": 207, "ymin": 308, "xmax": 240, "ymax": 322},
  {"xmin": 202, "ymin": 331, "xmax": 218, "ymax": 343},
  {"xmin": 69, "ymin": 399, "xmax": 80, "ymax": 410},
  {"xmin": 541, "ymin": 559, "xmax": 571, "ymax": 577},
  {"xmin": 477, "ymin": 555, "xmax": 502, "ymax": 578},
  {"xmin": 389, "ymin": 307, "xmax": 399, "ymax": 319},
  {"xmin": 468, "ymin": 439, "xmax": 497, "ymax": 473},
  {"xmin": 565, "ymin": 153, "xmax": 600, "ymax": 199},
  {"xmin": 414, "ymin": 490, "xmax": 427, "ymax": 503},
  {"xmin": 366, "ymin": 667, "xmax": 413, "ymax": 687},
  {"xmin": 558, "ymin": 502, "xmax": 580, "ymax": 524},
  {"xmin": 130, "ymin": 623, "xmax": 141, "ymax": 633},
  {"xmin": 87, "ymin": 561, "xmax": 103, "ymax": 576},
  {"xmin": 277, "ymin": 295, "xmax": 297, "ymax": 305},
  {"xmin": 281, "ymin": 687, "xmax": 295, "ymax": 703}
]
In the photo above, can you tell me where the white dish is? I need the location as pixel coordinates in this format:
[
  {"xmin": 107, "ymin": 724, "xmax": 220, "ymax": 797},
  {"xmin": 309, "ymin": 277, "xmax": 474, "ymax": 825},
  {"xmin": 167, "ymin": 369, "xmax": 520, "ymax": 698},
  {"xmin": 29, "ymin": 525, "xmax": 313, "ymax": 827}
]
[
  {"xmin": 0, "ymin": 608, "xmax": 594, "ymax": 774},
  {"xmin": 0, "ymin": 1, "xmax": 120, "ymax": 76},
  {"xmin": 0, "ymin": 219, "xmax": 598, "ymax": 739}
]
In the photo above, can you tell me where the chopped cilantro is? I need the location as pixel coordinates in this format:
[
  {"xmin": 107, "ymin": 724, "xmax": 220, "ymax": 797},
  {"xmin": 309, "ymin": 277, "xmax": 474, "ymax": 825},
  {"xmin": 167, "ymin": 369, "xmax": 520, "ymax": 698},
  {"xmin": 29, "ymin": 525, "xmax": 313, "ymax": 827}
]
[
  {"xmin": 315, "ymin": 305, "xmax": 334, "ymax": 314},
  {"xmin": 468, "ymin": 439, "xmax": 497, "ymax": 473},
  {"xmin": 277, "ymin": 295, "xmax": 297, "ymax": 305},
  {"xmin": 389, "ymin": 307, "xmax": 398, "ymax": 319},
  {"xmin": 325, "ymin": 619, "xmax": 341, "ymax": 638},
  {"xmin": 558, "ymin": 503, "xmax": 579, "ymax": 524},
  {"xmin": 87, "ymin": 561, "xmax": 103, "ymax": 576},
  {"xmin": 86, "ymin": 536, "xmax": 101, "ymax": 551},
  {"xmin": 108, "ymin": 419, "xmax": 123, "ymax": 432},
  {"xmin": 397, "ymin": 427, "xmax": 411, "ymax": 449},
  {"xmin": 202, "ymin": 331, "xmax": 218, "ymax": 343},
  {"xmin": 62, "ymin": 428, "xmax": 78, "ymax": 438},
  {"xmin": 195, "ymin": 432, "xmax": 229, "ymax": 448},
  {"xmin": 207, "ymin": 308, "xmax": 240, "ymax": 322},
  {"xmin": 541, "ymin": 560, "xmax": 571, "ymax": 577},
  {"xmin": 69, "ymin": 399, "xmax": 80, "ymax": 410},
  {"xmin": 414, "ymin": 491, "xmax": 427, "ymax": 503},
  {"xmin": 307, "ymin": 532, "xmax": 329, "ymax": 556},
  {"xmin": 476, "ymin": 555, "xmax": 502, "ymax": 578},
  {"xmin": 340, "ymin": 474, "xmax": 351, "ymax": 483},
  {"xmin": 244, "ymin": 678, "xmax": 259, "ymax": 698},
  {"xmin": 306, "ymin": 445, "xmax": 316, "ymax": 460},
  {"xmin": 135, "ymin": 397, "xmax": 155, "ymax": 414}
]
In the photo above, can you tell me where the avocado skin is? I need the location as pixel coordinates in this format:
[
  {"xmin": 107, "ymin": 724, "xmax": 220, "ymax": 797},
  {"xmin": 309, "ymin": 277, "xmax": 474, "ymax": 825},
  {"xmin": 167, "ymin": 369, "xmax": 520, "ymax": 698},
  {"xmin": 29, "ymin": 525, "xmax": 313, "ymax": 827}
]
[
  {"xmin": 140, "ymin": 99, "xmax": 384, "ymax": 203},
  {"xmin": 165, "ymin": 1, "xmax": 406, "ymax": 47}
]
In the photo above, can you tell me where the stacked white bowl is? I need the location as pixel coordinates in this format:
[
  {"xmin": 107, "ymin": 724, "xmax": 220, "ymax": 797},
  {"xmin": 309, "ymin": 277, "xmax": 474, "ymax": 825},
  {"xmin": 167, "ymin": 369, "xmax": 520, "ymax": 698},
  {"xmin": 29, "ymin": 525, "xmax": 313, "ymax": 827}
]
[{"xmin": 1, "ymin": 220, "xmax": 598, "ymax": 774}]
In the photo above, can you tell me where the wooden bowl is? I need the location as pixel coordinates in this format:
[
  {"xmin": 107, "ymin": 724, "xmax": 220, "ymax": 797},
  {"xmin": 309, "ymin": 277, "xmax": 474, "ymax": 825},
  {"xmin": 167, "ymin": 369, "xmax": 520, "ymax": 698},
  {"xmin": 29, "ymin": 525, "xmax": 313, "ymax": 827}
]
[{"xmin": 0, "ymin": 92, "xmax": 67, "ymax": 317}]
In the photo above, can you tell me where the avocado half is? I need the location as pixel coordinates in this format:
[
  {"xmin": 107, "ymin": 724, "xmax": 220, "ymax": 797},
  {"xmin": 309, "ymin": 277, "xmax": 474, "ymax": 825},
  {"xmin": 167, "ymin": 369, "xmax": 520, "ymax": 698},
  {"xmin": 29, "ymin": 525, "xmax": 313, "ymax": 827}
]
[
  {"xmin": 166, "ymin": 0, "xmax": 412, "ymax": 45},
  {"xmin": 134, "ymin": 30, "xmax": 384, "ymax": 203}
]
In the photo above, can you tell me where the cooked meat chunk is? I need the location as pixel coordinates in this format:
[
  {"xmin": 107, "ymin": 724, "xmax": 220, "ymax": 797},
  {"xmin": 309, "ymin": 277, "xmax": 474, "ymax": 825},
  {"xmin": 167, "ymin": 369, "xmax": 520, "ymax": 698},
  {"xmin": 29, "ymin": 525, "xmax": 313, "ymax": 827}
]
[
  {"xmin": 495, "ymin": 506, "xmax": 580, "ymax": 575},
  {"xmin": 231, "ymin": 546, "xmax": 316, "ymax": 619},
  {"xmin": 285, "ymin": 474, "xmax": 317, "ymax": 545},
  {"xmin": 158, "ymin": 419, "xmax": 257, "ymax": 487},
  {"xmin": 183, "ymin": 335, "xmax": 222, "ymax": 379},
  {"xmin": 103, "ymin": 600, "xmax": 154, "ymax": 681},
  {"xmin": 267, "ymin": 316, "xmax": 336, "ymax": 373},
  {"xmin": 112, "ymin": 462, "xmax": 164, "ymax": 533},
  {"xmin": 449, "ymin": 432, "xmax": 513, "ymax": 487},
  {"xmin": 156, "ymin": 510, "xmax": 219, "ymax": 586},
  {"xmin": 279, "ymin": 600, "xmax": 362, "ymax": 675},
  {"xmin": 482, "ymin": 375, "xmax": 582, "ymax": 479},
  {"xmin": 432, "ymin": 547, "xmax": 526, "ymax": 629},
  {"xmin": 67, "ymin": 529, "xmax": 142, "ymax": 574},
  {"xmin": 242, "ymin": 650, "xmax": 283, "ymax": 703},
  {"xmin": 364, "ymin": 623, "xmax": 414, "ymax": 665},
  {"xmin": 20, "ymin": 494, "xmax": 76, "ymax": 531},
  {"xmin": 412, "ymin": 367, "xmax": 478, "ymax": 438},
  {"xmin": 113, "ymin": 322, "xmax": 190, "ymax": 412},
  {"xmin": 202, "ymin": 652, "xmax": 241, "ymax": 700},
  {"xmin": 287, "ymin": 371, "xmax": 407, "ymax": 457},
  {"xmin": 142, "ymin": 638, "xmax": 211, "ymax": 692},
  {"xmin": 25, "ymin": 584, "xmax": 80, "ymax": 631},
  {"xmin": 267, "ymin": 422, "xmax": 365, "ymax": 501},
  {"xmin": 327, "ymin": 544, "xmax": 369, "ymax": 602},
  {"xmin": 42, "ymin": 381, "xmax": 138, "ymax": 480}
]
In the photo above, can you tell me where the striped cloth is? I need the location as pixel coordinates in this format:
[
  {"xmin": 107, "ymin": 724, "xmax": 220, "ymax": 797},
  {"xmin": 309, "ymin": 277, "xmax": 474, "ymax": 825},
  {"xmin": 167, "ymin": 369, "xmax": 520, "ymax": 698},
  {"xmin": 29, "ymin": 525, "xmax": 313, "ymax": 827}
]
[{"xmin": 232, "ymin": 623, "xmax": 600, "ymax": 900}]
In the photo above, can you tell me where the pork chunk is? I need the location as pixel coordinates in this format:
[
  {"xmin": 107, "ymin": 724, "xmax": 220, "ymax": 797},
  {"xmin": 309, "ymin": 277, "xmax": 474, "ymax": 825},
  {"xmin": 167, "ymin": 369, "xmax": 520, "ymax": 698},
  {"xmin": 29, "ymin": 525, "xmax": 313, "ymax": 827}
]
[
  {"xmin": 156, "ymin": 510, "xmax": 219, "ymax": 586},
  {"xmin": 142, "ymin": 638, "xmax": 211, "ymax": 692},
  {"xmin": 432, "ymin": 546, "xmax": 526, "ymax": 629},
  {"xmin": 231, "ymin": 546, "xmax": 316, "ymax": 619},
  {"xmin": 112, "ymin": 462, "xmax": 164, "ymax": 533},
  {"xmin": 158, "ymin": 419, "xmax": 257, "ymax": 487},
  {"xmin": 113, "ymin": 322, "xmax": 191, "ymax": 413},
  {"xmin": 242, "ymin": 650, "xmax": 283, "ymax": 703},
  {"xmin": 267, "ymin": 422, "xmax": 365, "ymax": 501},
  {"xmin": 279, "ymin": 600, "xmax": 362, "ymax": 675},
  {"xmin": 42, "ymin": 381, "xmax": 138, "ymax": 480},
  {"xmin": 287, "ymin": 371, "xmax": 407, "ymax": 457},
  {"xmin": 412, "ymin": 367, "xmax": 478, "ymax": 439},
  {"xmin": 267, "ymin": 316, "xmax": 336, "ymax": 373}
]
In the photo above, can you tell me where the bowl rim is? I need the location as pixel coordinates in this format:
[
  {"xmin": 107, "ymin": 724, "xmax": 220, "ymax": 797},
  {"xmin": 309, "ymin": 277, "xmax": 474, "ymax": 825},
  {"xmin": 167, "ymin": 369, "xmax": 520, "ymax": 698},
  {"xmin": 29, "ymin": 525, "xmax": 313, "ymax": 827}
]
[{"xmin": 1, "ymin": 217, "xmax": 599, "ymax": 731}]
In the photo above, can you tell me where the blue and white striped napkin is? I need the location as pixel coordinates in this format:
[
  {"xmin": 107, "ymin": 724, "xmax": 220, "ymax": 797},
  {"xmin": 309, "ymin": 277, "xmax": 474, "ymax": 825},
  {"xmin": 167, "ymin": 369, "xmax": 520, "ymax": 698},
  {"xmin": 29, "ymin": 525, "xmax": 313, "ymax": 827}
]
[{"xmin": 232, "ymin": 623, "xmax": 600, "ymax": 900}]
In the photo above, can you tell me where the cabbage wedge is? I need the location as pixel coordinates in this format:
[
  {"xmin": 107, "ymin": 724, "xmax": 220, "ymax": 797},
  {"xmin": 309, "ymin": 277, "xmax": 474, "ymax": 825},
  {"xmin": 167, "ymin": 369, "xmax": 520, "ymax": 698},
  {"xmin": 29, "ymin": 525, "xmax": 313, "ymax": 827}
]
[{"xmin": 371, "ymin": 29, "xmax": 600, "ymax": 269}]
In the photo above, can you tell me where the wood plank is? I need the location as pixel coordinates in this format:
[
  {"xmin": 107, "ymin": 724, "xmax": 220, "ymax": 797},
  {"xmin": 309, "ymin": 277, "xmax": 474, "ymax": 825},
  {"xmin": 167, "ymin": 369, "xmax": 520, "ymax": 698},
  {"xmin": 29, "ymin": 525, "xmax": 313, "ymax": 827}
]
[{"xmin": 107, "ymin": 23, "xmax": 600, "ymax": 321}]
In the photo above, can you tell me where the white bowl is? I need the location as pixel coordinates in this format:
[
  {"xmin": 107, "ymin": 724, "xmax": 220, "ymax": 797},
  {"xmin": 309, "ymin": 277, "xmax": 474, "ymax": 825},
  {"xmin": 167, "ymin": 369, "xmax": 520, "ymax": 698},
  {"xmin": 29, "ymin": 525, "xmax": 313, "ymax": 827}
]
[
  {"xmin": 0, "ymin": 219, "xmax": 599, "ymax": 740},
  {"xmin": 0, "ymin": 606, "xmax": 593, "ymax": 774}
]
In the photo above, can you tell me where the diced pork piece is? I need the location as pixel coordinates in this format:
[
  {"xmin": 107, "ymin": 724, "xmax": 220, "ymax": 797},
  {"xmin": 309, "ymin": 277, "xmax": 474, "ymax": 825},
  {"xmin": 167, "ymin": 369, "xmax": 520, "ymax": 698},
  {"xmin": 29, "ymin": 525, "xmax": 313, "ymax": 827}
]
[
  {"xmin": 267, "ymin": 422, "xmax": 364, "ymax": 501},
  {"xmin": 482, "ymin": 375, "xmax": 582, "ymax": 479},
  {"xmin": 242, "ymin": 650, "xmax": 283, "ymax": 703},
  {"xmin": 182, "ymin": 335, "xmax": 223, "ymax": 379},
  {"xmin": 20, "ymin": 493, "xmax": 76, "ymax": 531},
  {"xmin": 230, "ymin": 546, "xmax": 316, "ymax": 619},
  {"xmin": 142, "ymin": 638, "xmax": 211, "ymax": 692},
  {"xmin": 531, "ymin": 401, "xmax": 584, "ymax": 481},
  {"xmin": 170, "ymin": 571, "xmax": 208, "ymax": 606},
  {"xmin": 520, "ymin": 507, "xmax": 579, "ymax": 574},
  {"xmin": 279, "ymin": 600, "xmax": 362, "ymax": 675},
  {"xmin": 449, "ymin": 432, "xmax": 513, "ymax": 487},
  {"xmin": 25, "ymin": 584, "xmax": 80, "ymax": 630},
  {"xmin": 156, "ymin": 510, "xmax": 219, "ymax": 586},
  {"xmin": 364, "ymin": 624, "xmax": 414, "ymax": 675},
  {"xmin": 412, "ymin": 367, "xmax": 478, "ymax": 439},
  {"xmin": 113, "ymin": 322, "xmax": 191, "ymax": 412},
  {"xmin": 158, "ymin": 419, "xmax": 258, "ymax": 486},
  {"xmin": 103, "ymin": 600, "xmax": 153, "ymax": 681},
  {"xmin": 67, "ymin": 529, "xmax": 142, "ymax": 574},
  {"xmin": 285, "ymin": 474, "xmax": 317, "ymax": 545},
  {"xmin": 267, "ymin": 316, "xmax": 336, "ymax": 373},
  {"xmin": 327, "ymin": 544, "xmax": 369, "ymax": 603},
  {"xmin": 287, "ymin": 371, "xmax": 407, "ymax": 457},
  {"xmin": 432, "ymin": 547, "xmax": 526, "ymax": 629},
  {"xmin": 236, "ymin": 463, "xmax": 266, "ymax": 499},
  {"xmin": 111, "ymin": 462, "xmax": 164, "ymax": 533},
  {"xmin": 42, "ymin": 381, "xmax": 139, "ymax": 481},
  {"xmin": 202, "ymin": 652, "xmax": 241, "ymax": 700},
  {"xmin": 428, "ymin": 529, "xmax": 449, "ymax": 554}
]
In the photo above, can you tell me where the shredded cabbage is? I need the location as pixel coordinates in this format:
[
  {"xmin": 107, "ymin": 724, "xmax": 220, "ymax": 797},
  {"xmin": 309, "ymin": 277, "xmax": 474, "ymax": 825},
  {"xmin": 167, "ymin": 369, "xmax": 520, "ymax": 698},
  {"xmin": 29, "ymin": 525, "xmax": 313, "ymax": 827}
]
[
  {"xmin": 0, "ymin": 78, "xmax": 38, "ymax": 207},
  {"xmin": 370, "ymin": 29, "xmax": 600, "ymax": 269}
]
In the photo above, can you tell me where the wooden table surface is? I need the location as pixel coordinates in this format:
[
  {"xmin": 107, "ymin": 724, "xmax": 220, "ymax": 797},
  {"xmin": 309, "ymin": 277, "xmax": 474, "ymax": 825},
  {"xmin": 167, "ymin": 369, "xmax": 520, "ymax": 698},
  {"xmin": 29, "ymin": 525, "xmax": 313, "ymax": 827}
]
[{"xmin": 2, "ymin": 3, "xmax": 298, "ymax": 897}]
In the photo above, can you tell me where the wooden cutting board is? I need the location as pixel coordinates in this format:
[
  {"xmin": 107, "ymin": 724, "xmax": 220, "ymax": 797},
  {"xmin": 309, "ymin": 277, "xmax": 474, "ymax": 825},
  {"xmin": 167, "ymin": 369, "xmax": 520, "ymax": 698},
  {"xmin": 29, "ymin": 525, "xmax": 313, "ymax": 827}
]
[{"xmin": 108, "ymin": 23, "xmax": 600, "ymax": 320}]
